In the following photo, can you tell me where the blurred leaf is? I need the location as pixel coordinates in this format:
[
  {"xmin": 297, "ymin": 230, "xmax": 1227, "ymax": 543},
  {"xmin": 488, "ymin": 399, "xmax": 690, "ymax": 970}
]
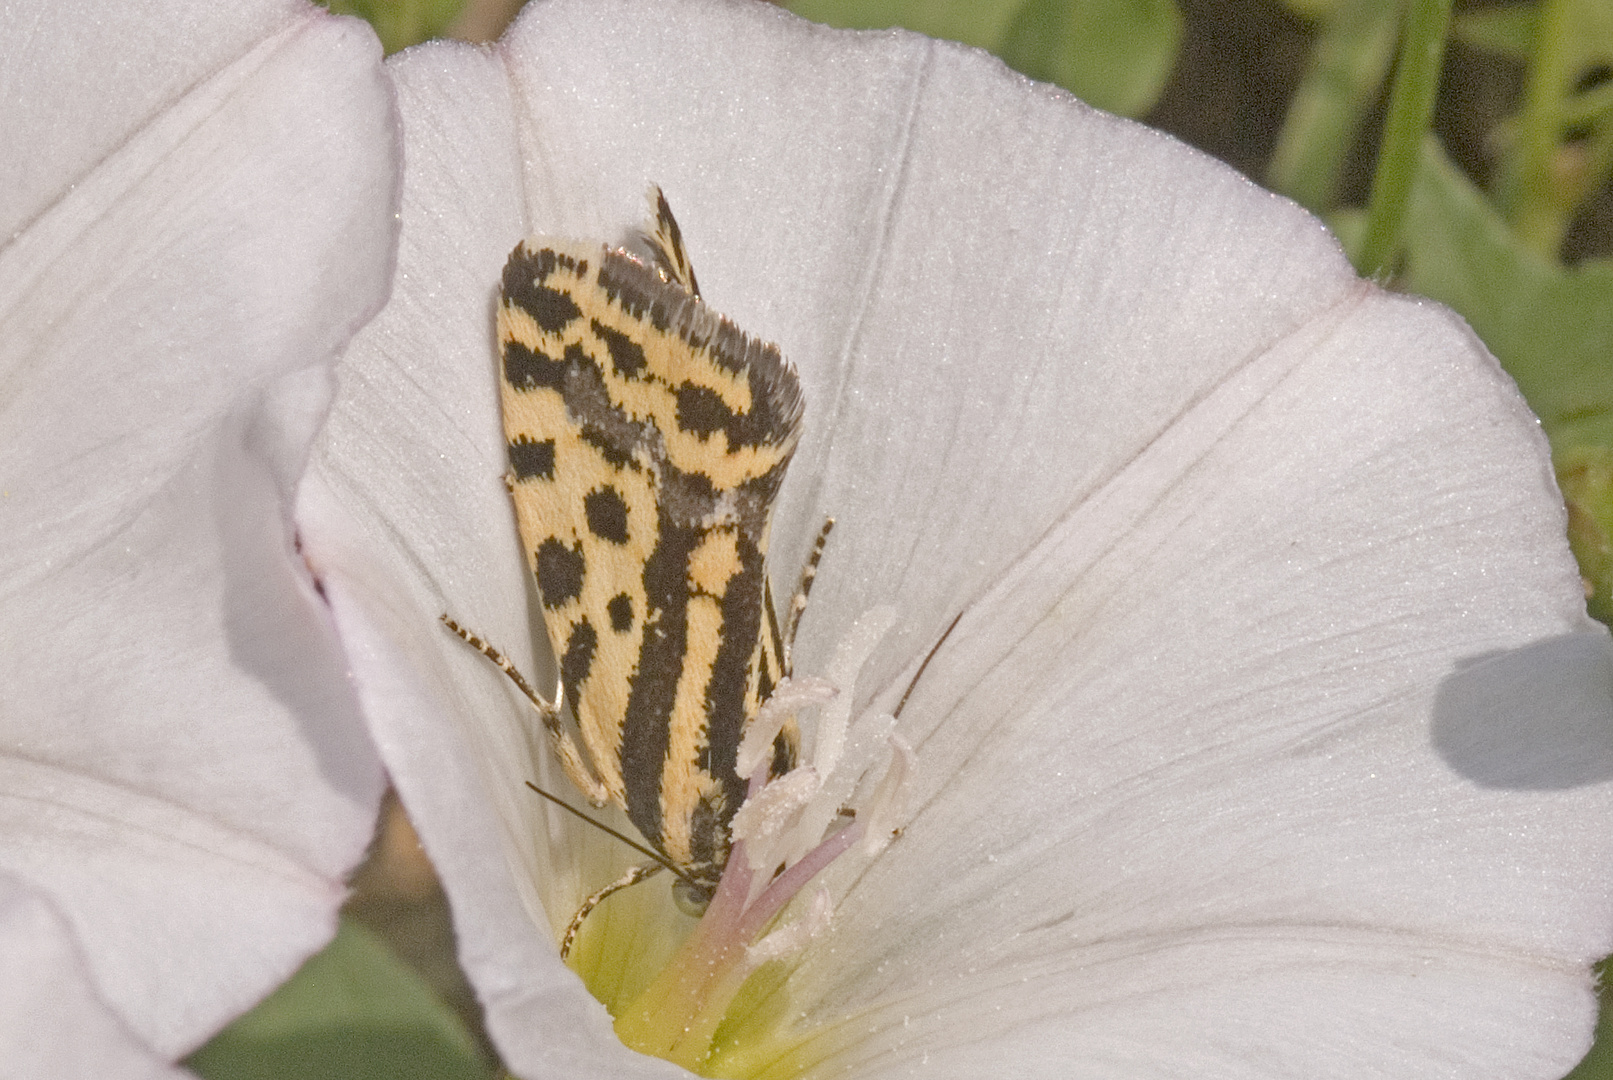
[
  {"xmin": 1399, "ymin": 139, "xmax": 1613, "ymax": 449},
  {"xmin": 998, "ymin": 0, "xmax": 1182, "ymax": 116},
  {"xmin": 1559, "ymin": 0, "xmax": 1613, "ymax": 78},
  {"xmin": 1325, "ymin": 205, "xmax": 1367, "ymax": 251},
  {"xmin": 1568, "ymin": 79, "xmax": 1613, "ymax": 128},
  {"xmin": 1276, "ymin": 0, "xmax": 1347, "ymax": 22},
  {"xmin": 787, "ymin": 0, "xmax": 1181, "ymax": 116},
  {"xmin": 324, "ymin": 0, "xmax": 463, "ymax": 53},
  {"xmin": 1268, "ymin": 0, "xmax": 1400, "ymax": 211},
  {"xmin": 1496, "ymin": 0, "xmax": 1613, "ymax": 254},
  {"xmin": 1559, "ymin": 448, "xmax": 1613, "ymax": 625},
  {"xmin": 186, "ymin": 917, "xmax": 490, "ymax": 1080},
  {"xmin": 785, "ymin": 0, "xmax": 1021, "ymax": 48},
  {"xmin": 1452, "ymin": 3, "xmax": 1537, "ymax": 59}
]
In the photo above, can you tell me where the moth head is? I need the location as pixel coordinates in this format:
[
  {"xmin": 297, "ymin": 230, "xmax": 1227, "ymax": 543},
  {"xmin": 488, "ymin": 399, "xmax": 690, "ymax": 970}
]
[{"xmin": 671, "ymin": 876, "xmax": 715, "ymax": 917}]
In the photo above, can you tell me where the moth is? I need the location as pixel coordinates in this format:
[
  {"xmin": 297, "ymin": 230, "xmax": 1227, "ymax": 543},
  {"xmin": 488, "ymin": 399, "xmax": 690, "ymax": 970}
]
[{"xmin": 449, "ymin": 189, "xmax": 820, "ymax": 950}]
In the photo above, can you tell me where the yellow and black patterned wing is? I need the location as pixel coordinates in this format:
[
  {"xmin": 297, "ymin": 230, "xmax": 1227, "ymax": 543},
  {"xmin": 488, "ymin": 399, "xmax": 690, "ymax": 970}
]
[{"xmin": 497, "ymin": 229, "xmax": 802, "ymax": 893}]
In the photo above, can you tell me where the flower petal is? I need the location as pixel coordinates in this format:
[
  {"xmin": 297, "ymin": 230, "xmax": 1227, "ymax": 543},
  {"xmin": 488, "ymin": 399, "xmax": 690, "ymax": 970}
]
[
  {"xmin": 485, "ymin": 7, "xmax": 1613, "ymax": 1074},
  {"xmin": 783, "ymin": 295, "xmax": 1613, "ymax": 1078},
  {"xmin": 305, "ymin": 0, "xmax": 1613, "ymax": 1076},
  {"xmin": 0, "ymin": 871, "xmax": 190, "ymax": 1079},
  {"xmin": 0, "ymin": 0, "xmax": 397, "ymax": 1062}
]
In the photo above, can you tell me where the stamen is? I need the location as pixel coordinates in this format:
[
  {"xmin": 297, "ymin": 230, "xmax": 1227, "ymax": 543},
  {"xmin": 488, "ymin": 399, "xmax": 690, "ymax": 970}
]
[
  {"xmin": 730, "ymin": 767, "xmax": 819, "ymax": 846},
  {"xmin": 810, "ymin": 606, "xmax": 897, "ymax": 777},
  {"xmin": 736, "ymin": 676, "xmax": 836, "ymax": 779},
  {"xmin": 610, "ymin": 606, "xmax": 921, "ymax": 1070},
  {"xmin": 740, "ymin": 820, "xmax": 861, "ymax": 941}
]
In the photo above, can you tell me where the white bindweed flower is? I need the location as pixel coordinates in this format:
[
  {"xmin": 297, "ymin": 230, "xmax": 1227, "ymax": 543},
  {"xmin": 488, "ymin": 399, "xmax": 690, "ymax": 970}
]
[
  {"xmin": 0, "ymin": 0, "xmax": 398, "ymax": 1073},
  {"xmin": 297, "ymin": 0, "xmax": 1613, "ymax": 1077}
]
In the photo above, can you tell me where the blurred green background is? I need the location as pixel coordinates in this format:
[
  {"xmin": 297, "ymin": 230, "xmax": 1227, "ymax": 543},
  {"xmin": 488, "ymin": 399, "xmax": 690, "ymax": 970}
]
[{"xmin": 188, "ymin": 1, "xmax": 1613, "ymax": 1077}]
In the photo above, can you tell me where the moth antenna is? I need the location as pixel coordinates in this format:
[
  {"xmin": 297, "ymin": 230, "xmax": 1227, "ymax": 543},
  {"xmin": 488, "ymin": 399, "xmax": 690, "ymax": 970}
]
[
  {"xmin": 894, "ymin": 611, "xmax": 964, "ymax": 719},
  {"xmin": 524, "ymin": 781, "xmax": 703, "ymax": 892}
]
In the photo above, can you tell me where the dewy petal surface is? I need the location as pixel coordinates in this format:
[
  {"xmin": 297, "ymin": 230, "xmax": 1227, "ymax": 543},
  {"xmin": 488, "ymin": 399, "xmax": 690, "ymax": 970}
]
[
  {"xmin": 0, "ymin": 0, "xmax": 397, "ymax": 1066},
  {"xmin": 303, "ymin": 0, "xmax": 1613, "ymax": 1077}
]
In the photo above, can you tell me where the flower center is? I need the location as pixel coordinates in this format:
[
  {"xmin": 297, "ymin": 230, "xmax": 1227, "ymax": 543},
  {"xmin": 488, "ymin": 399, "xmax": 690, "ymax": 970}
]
[{"xmin": 571, "ymin": 607, "xmax": 909, "ymax": 1075}]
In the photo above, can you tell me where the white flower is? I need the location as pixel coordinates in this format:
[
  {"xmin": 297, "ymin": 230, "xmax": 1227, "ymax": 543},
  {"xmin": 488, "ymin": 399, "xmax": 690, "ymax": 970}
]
[
  {"xmin": 298, "ymin": 0, "xmax": 1613, "ymax": 1077},
  {"xmin": 0, "ymin": 0, "xmax": 399, "ymax": 1072}
]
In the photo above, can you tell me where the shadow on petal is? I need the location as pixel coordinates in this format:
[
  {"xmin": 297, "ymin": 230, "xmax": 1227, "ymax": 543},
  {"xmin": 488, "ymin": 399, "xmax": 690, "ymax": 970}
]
[
  {"xmin": 215, "ymin": 376, "xmax": 380, "ymax": 800},
  {"xmin": 1433, "ymin": 630, "xmax": 1613, "ymax": 790}
]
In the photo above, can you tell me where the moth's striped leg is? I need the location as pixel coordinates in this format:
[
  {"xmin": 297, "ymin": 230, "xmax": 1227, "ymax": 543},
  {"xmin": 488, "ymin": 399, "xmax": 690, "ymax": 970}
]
[
  {"xmin": 440, "ymin": 616, "xmax": 613, "ymax": 807},
  {"xmin": 782, "ymin": 516, "xmax": 835, "ymax": 673},
  {"xmin": 560, "ymin": 861, "xmax": 664, "ymax": 960}
]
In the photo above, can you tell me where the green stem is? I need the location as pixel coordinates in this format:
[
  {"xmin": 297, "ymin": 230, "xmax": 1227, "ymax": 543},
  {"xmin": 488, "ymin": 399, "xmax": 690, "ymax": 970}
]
[
  {"xmin": 1354, "ymin": 0, "xmax": 1453, "ymax": 278},
  {"xmin": 1267, "ymin": 0, "xmax": 1401, "ymax": 213},
  {"xmin": 1500, "ymin": 0, "xmax": 1574, "ymax": 256}
]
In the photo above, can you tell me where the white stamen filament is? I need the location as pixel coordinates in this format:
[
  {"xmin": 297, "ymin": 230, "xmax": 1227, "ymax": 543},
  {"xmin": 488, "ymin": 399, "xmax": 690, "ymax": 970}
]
[{"xmin": 730, "ymin": 766, "xmax": 819, "ymax": 847}]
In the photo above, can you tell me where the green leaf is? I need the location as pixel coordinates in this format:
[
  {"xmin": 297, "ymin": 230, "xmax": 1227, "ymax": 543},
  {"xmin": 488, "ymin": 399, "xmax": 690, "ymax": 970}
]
[
  {"xmin": 1553, "ymin": 0, "xmax": 1613, "ymax": 90},
  {"xmin": 1563, "ymin": 958, "xmax": 1613, "ymax": 1079},
  {"xmin": 1495, "ymin": 0, "xmax": 1613, "ymax": 255},
  {"xmin": 1273, "ymin": 0, "xmax": 1347, "ymax": 23},
  {"xmin": 997, "ymin": 0, "xmax": 1182, "ymax": 116},
  {"xmin": 323, "ymin": 0, "xmax": 463, "ymax": 53},
  {"xmin": 786, "ymin": 0, "xmax": 1182, "ymax": 117},
  {"xmin": 186, "ymin": 917, "xmax": 491, "ymax": 1080},
  {"xmin": 1559, "ymin": 448, "xmax": 1613, "ymax": 626}
]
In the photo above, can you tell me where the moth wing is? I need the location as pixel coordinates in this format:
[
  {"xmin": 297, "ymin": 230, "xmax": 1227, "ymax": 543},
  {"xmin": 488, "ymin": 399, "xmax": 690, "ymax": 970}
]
[{"xmin": 497, "ymin": 237, "xmax": 802, "ymax": 862}]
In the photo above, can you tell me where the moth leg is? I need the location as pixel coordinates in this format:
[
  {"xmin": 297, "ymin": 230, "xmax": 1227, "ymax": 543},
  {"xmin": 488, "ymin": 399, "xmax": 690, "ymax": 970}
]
[
  {"xmin": 781, "ymin": 516, "xmax": 835, "ymax": 672},
  {"xmin": 560, "ymin": 861, "xmax": 664, "ymax": 960},
  {"xmin": 440, "ymin": 616, "xmax": 613, "ymax": 807}
]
